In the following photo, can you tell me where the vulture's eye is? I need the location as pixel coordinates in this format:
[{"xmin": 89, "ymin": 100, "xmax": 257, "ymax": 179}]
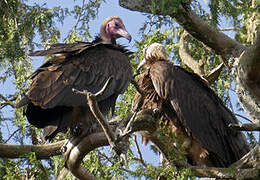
[{"xmin": 115, "ymin": 23, "xmax": 119, "ymax": 27}]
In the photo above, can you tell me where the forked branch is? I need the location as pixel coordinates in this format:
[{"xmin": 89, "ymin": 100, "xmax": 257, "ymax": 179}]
[{"xmin": 72, "ymin": 77, "xmax": 117, "ymax": 153}]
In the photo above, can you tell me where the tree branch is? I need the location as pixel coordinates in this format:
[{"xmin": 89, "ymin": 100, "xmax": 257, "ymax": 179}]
[
  {"xmin": 0, "ymin": 140, "xmax": 65, "ymax": 159},
  {"xmin": 204, "ymin": 63, "xmax": 224, "ymax": 84},
  {"xmin": 72, "ymin": 85, "xmax": 116, "ymax": 154},
  {"xmin": 148, "ymin": 132, "xmax": 260, "ymax": 179},
  {"xmin": 237, "ymin": 29, "xmax": 260, "ymax": 101},
  {"xmin": 66, "ymin": 133, "xmax": 107, "ymax": 180},
  {"xmin": 60, "ymin": 109, "xmax": 160, "ymax": 179},
  {"xmin": 119, "ymin": 0, "xmax": 246, "ymax": 59},
  {"xmin": 179, "ymin": 31, "xmax": 204, "ymax": 76},
  {"xmin": 134, "ymin": 134, "xmax": 147, "ymax": 167},
  {"xmin": 0, "ymin": 108, "xmax": 259, "ymax": 179},
  {"xmin": 229, "ymin": 123, "xmax": 260, "ymax": 131}
]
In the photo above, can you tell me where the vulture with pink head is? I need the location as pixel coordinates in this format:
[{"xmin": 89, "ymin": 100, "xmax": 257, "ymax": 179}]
[
  {"xmin": 17, "ymin": 16, "xmax": 132, "ymax": 141},
  {"xmin": 133, "ymin": 43, "xmax": 249, "ymax": 167}
]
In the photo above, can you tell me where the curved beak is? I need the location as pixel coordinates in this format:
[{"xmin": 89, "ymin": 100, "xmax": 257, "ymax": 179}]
[
  {"xmin": 116, "ymin": 28, "xmax": 132, "ymax": 43},
  {"xmin": 137, "ymin": 58, "xmax": 146, "ymax": 72}
]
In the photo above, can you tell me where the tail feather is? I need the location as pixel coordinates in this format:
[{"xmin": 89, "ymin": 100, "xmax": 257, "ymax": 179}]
[{"xmin": 24, "ymin": 103, "xmax": 72, "ymax": 141}]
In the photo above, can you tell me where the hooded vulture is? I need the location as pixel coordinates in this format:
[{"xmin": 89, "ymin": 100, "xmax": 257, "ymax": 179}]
[
  {"xmin": 133, "ymin": 43, "xmax": 249, "ymax": 167},
  {"xmin": 17, "ymin": 16, "xmax": 132, "ymax": 141}
]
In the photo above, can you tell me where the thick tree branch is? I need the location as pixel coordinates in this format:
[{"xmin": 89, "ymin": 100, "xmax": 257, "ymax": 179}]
[
  {"xmin": 61, "ymin": 109, "xmax": 160, "ymax": 179},
  {"xmin": 119, "ymin": 0, "xmax": 246, "ymax": 59},
  {"xmin": 66, "ymin": 133, "xmax": 106, "ymax": 180},
  {"xmin": 0, "ymin": 140, "xmax": 65, "ymax": 159},
  {"xmin": 237, "ymin": 29, "xmax": 260, "ymax": 101},
  {"xmin": 179, "ymin": 31, "xmax": 224, "ymax": 84},
  {"xmin": 179, "ymin": 31, "xmax": 204, "ymax": 76},
  {"xmin": 233, "ymin": 29, "xmax": 260, "ymax": 122},
  {"xmin": 0, "ymin": 108, "xmax": 259, "ymax": 179}
]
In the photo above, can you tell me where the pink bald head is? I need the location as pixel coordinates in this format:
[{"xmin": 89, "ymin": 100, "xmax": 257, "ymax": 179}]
[{"xmin": 100, "ymin": 16, "xmax": 131, "ymax": 43}]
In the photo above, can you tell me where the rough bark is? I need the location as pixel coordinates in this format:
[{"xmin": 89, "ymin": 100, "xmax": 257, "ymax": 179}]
[
  {"xmin": 119, "ymin": 0, "xmax": 260, "ymax": 122},
  {"xmin": 235, "ymin": 29, "xmax": 260, "ymax": 123}
]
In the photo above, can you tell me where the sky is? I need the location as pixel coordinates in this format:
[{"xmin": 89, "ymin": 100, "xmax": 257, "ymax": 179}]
[{"xmin": 0, "ymin": 0, "xmax": 258, "ymax": 178}]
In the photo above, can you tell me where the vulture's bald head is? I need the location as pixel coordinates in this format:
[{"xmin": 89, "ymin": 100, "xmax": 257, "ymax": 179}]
[
  {"xmin": 100, "ymin": 16, "xmax": 131, "ymax": 43},
  {"xmin": 145, "ymin": 43, "xmax": 168, "ymax": 61},
  {"xmin": 137, "ymin": 43, "xmax": 168, "ymax": 71}
]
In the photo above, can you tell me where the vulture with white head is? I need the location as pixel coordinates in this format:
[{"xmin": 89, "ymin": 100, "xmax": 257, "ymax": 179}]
[
  {"xmin": 17, "ymin": 16, "xmax": 132, "ymax": 141},
  {"xmin": 133, "ymin": 43, "xmax": 249, "ymax": 167}
]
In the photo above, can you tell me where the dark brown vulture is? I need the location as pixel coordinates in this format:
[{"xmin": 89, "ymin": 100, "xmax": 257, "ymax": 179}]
[
  {"xmin": 17, "ymin": 16, "xmax": 132, "ymax": 141},
  {"xmin": 133, "ymin": 43, "xmax": 249, "ymax": 167}
]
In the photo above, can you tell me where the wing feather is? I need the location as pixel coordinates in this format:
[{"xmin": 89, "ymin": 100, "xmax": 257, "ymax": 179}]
[
  {"xmin": 29, "ymin": 41, "xmax": 93, "ymax": 56},
  {"xmin": 26, "ymin": 43, "xmax": 132, "ymax": 110}
]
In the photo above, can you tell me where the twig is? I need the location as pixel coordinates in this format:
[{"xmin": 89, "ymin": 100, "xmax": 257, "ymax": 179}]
[
  {"xmin": 204, "ymin": 63, "xmax": 224, "ymax": 84},
  {"xmin": 121, "ymin": 112, "xmax": 137, "ymax": 137},
  {"xmin": 235, "ymin": 113, "xmax": 253, "ymax": 123},
  {"xmin": 218, "ymin": 27, "xmax": 238, "ymax": 31},
  {"xmin": 134, "ymin": 135, "xmax": 147, "ymax": 167},
  {"xmin": 95, "ymin": 77, "xmax": 113, "ymax": 97},
  {"xmin": 229, "ymin": 123, "xmax": 260, "ymax": 131},
  {"xmin": 72, "ymin": 94, "xmax": 116, "ymax": 153},
  {"xmin": 4, "ymin": 127, "xmax": 22, "ymax": 144},
  {"xmin": 227, "ymin": 89, "xmax": 235, "ymax": 113},
  {"xmin": 72, "ymin": 77, "xmax": 117, "ymax": 154}
]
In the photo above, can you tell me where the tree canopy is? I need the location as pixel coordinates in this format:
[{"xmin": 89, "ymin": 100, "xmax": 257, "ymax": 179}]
[{"xmin": 0, "ymin": 0, "xmax": 259, "ymax": 179}]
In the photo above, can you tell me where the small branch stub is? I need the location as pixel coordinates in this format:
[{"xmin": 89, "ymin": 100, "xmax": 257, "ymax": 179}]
[{"xmin": 229, "ymin": 123, "xmax": 260, "ymax": 131}]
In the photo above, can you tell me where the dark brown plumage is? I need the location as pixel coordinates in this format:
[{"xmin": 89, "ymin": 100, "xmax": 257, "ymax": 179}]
[
  {"xmin": 17, "ymin": 16, "xmax": 132, "ymax": 141},
  {"xmin": 133, "ymin": 43, "xmax": 249, "ymax": 167}
]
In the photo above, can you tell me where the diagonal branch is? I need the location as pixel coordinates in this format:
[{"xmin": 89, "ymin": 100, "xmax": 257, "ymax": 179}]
[
  {"xmin": 72, "ymin": 77, "xmax": 116, "ymax": 153},
  {"xmin": 179, "ymin": 31, "xmax": 205, "ymax": 76},
  {"xmin": 179, "ymin": 31, "xmax": 225, "ymax": 84},
  {"xmin": 134, "ymin": 134, "xmax": 147, "ymax": 167},
  {"xmin": 204, "ymin": 63, "xmax": 224, "ymax": 84},
  {"xmin": 119, "ymin": 0, "xmax": 246, "ymax": 59}
]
